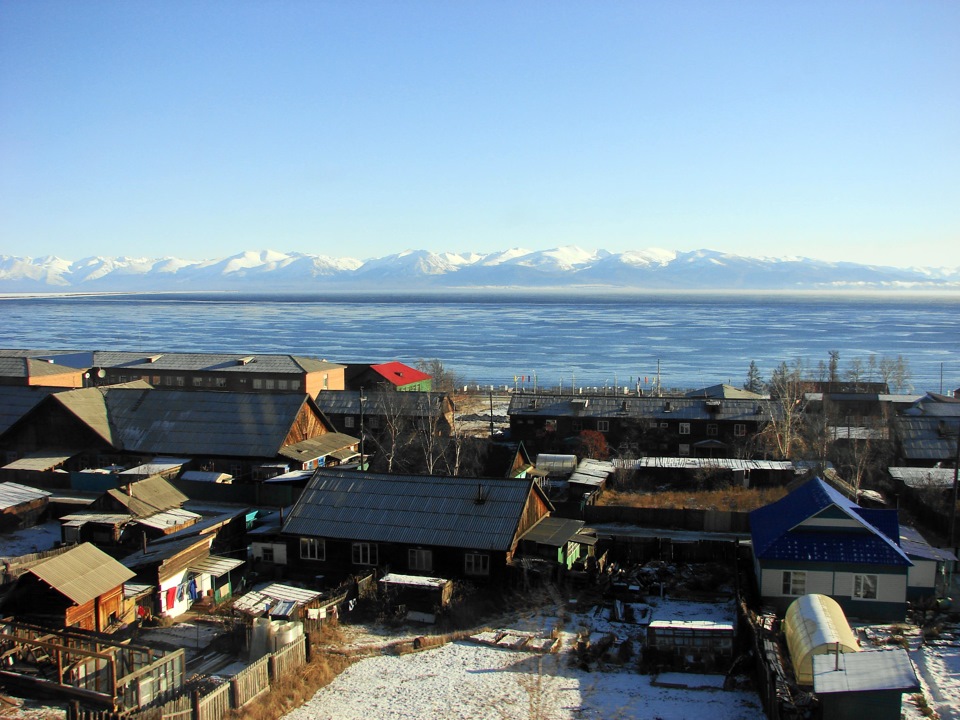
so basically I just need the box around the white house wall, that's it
[833,571,906,604]
[760,568,833,599]
[907,559,937,590]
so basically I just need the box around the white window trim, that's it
[781,570,807,596]
[465,552,490,576]
[853,573,879,600]
[352,542,378,566]
[408,548,433,572]
[679,422,691,435]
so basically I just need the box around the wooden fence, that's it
[66,635,308,720]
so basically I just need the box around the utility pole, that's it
[359,386,366,470]
[488,388,494,438]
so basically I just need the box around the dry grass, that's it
[224,650,353,720]
[596,486,787,512]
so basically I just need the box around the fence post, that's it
[230,677,241,711]
[192,690,201,720]
[269,653,280,681]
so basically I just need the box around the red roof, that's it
[370,362,431,387]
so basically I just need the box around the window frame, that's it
[852,573,879,600]
[464,552,490,576]
[352,542,378,566]
[596,420,610,432]
[679,422,691,435]
[300,537,325,561]
[408,548,433,572]
[781,570,807,596]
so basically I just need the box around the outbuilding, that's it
[783,594,860,686]
[812,648,920,720]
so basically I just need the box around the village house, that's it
[0,355,85,388]
[750,477,912,621]
[508,392,782,458]
[0,481,51,531]
[893,392,960,467]
[0,383,358,483]
[276,467,561,584]
[313,389,456,438]
[87,351,346,395]
[3,543,134,632]
[344,361,432,392]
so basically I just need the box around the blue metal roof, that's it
[750,477,911,567]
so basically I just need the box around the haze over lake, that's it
[2,292,957,394]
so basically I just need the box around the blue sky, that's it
[1,1,957,267]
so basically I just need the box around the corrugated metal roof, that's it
[889,466,957,488]
[895,417,959,461]
[53,386,318,458]
[2,450,76,472]
[282,468,543,552]
[135,508,201,530]
[0,482,51,509]
[188,554,244,577]
[277,433,359,462]
[812,648,920,694]
[616,457,794,471]
[899,525,958,563]
[106,475,188,517]
[120,457,191,475]
[180,471,233,483]
[509,393,783,422]
[30,542,135,605]
[232,582,322,616]
[750,478,911,566]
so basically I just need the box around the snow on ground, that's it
[283,640,764,720]
[0,521,62,557]
[288,596,761,720]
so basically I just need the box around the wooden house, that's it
[0,384,356,482]
[508,393,782,458]
[0,481,51,531]
[750,477,912,621]
[344,361,432,392]
[0,355,84,388]
[4,543,134,631]
[89,351,346,396]
[279,467,553,583]
[313,390,456,437]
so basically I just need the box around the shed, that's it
[812,648,920,720]
[783,594,860,686]
[0,481,51,531]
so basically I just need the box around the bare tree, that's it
[759,360,808,460]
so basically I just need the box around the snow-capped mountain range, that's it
[1,247,958,293]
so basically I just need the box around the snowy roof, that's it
[888,466,957,488]
[616,457,793,472]
[380,573,450,589]
[813,648,919,694]
[899,525,957,563]
[0,482,51,510]
[749,477,911,567]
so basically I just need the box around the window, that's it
[261,546,275,563]
[291,380,301,390]
[368,416,381,429]
[265,379,275,390]
[176,376,185,387]
[300,537,325,561]
[734,424,746,437]
[545,419,557,432]
[164,376,173,386]
[659,422,669,429]
[596,420,610,432]
[152,376,161,385]
[352,542,378,565]
[408,548,433,572]
[344,416,356,428]
[192,376,203,387]
[707,424,718,436]
[679,422,691,435]
[679,444,690,457]
[853,574,878,599]
[782,570,806,596]
[277,379,288,390]
[252,378,263,389]
[215,377,227,388]
[465,552,490,576]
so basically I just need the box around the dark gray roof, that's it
[314,390,449,417]
[92,351,343,374]
[0,356,81,379]
[0,386,59,434]
[282,468,545,552]
[508,393,782,422]
[894,416,959,461]
[53,385,319,457]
